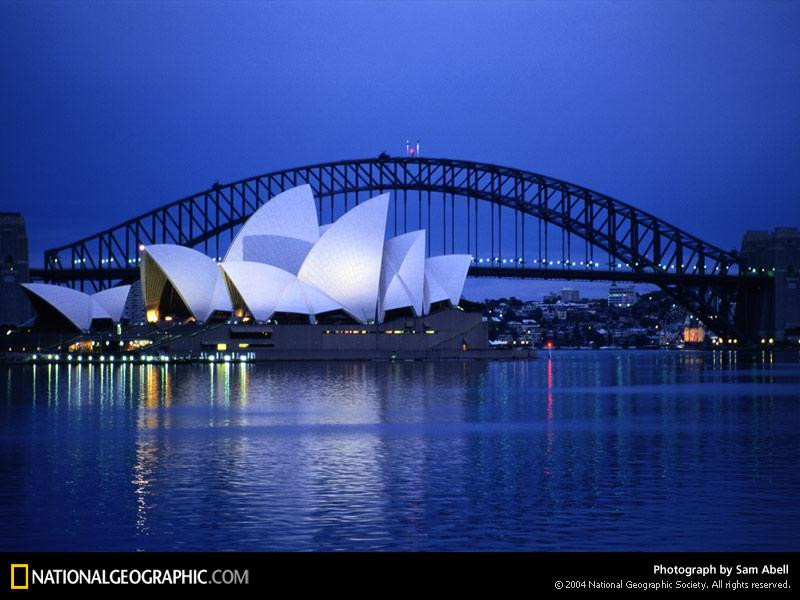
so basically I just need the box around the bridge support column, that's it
[734,280,774,343]
[739,228,800,343]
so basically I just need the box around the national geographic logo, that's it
[4,564,248,588]
[10,564,29,590]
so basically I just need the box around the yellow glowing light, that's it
[146,309,159,323]
[216,343,227,351]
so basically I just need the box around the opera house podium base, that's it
[149,308,532,362]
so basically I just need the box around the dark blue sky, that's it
[2,1,798,298]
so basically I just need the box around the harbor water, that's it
[1,350,798,551]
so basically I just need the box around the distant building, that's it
[542,292,558,304]
[0,212,32,325]
[608,285,636,308]
[560,287,580,303]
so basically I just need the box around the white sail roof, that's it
[220,261,296,321]
[274,278,341,316]
[240,234,313,274]
[91,285,131,322]
[141,245,231,322]
[224,184,318,262]
[120,187,473,326]
[423,271,449,314]
[423,255,472,313]
[297,193,389,324]
[21,283,104,331]
[211,274,233,314]
[380,230,426,319]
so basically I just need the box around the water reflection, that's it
[544,357,554,479]
[0,351,798,551]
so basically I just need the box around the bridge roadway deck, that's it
[30,266,748,287]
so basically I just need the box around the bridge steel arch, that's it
[40,157,766,340]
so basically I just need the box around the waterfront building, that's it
[13,187,498,359]
[140,186,472,326]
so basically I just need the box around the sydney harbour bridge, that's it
[32,157,771,341]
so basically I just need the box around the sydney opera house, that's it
[19,186,492,360]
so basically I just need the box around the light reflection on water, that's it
[1,351,799,551]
